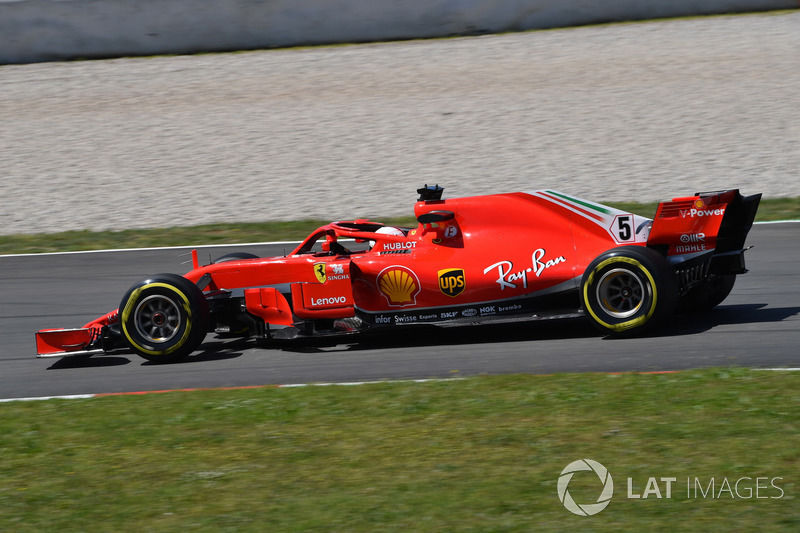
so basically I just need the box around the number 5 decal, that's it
[613,214,634,242]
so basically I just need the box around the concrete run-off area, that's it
[0,12,798,235]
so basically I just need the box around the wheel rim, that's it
[595,268,645,319]
[133,295,182,343]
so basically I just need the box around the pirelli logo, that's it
[438,268,465,297]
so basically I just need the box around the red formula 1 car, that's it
[36,186,761,362]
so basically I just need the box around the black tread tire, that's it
[212,252,259,264]
[119,273,209,363]
[678,275,736,313]
[580,246,678,336]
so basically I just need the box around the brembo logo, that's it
[377,266,421,307]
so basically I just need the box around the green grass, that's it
[1,369,798,531]
[1,197,798,256]
[0,217,419,256]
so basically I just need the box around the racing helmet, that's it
[375,226,405,237]
[369,226,405,250]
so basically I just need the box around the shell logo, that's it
[694,199,705,209]
[377,266,420,307]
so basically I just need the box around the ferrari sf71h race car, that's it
[36,186,760,362]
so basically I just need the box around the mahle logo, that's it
[557,459,614,516]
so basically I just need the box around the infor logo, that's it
[557,459,614,516]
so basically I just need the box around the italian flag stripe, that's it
[540,191,604,222]
[545,190,612,215]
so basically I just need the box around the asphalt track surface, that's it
[0,223,797,399]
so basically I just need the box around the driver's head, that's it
[375,226,405,237]
[369,226,405,250]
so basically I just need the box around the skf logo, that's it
[438,268,465,297]
[313,263,326,284]
[377,266,420,307]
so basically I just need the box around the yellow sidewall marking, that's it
[583,256,658,332]
[121,282,193,356]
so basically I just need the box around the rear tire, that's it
[119,273,209,363]
[580,246,678,336]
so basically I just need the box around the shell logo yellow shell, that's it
[377,266,420,307]
[694,199,705,209]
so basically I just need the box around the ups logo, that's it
[438,268,465,297]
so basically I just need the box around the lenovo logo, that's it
[310,296,347,306]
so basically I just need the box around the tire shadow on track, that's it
[274,303,800,353]
[47,338,250,369]
[47,304,798,364]
[274,318,599,354]
[47,355,132,370]
[140,338,250,366]
[658,304,800,337]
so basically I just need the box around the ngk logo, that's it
[680,233,705,243]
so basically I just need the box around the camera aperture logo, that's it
[557,459,614,516]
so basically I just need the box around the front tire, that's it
[580,246,678,336]
[119,273,209,363]
[212,252,259,264]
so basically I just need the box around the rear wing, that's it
[647,189,761,273]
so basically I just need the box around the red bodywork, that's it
[36,188,759,358]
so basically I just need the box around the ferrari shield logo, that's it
[438,268,465,297]
[313,263,326,284]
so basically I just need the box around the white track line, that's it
[1,221,796,259]
[0,240,304,259]
[0,394,95,403]
[0,378,465,403]
[5,368,795,403]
